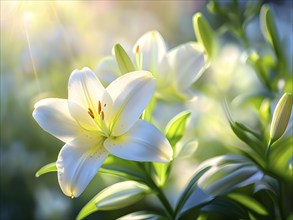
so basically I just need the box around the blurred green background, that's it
[0,1,292,219]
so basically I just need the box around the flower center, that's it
[87,100,109,137]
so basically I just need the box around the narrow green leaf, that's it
[76,201,97,220]
[35,162,57,177]
[228,193,268,215]
[193,13,217,60]
[118,211,166,220]
[200,197,249,220]
[234,122,262,141]
[152,162,168,186]
[270,136,293,180]
[165,111,191,147]
[114,44,135,74]
[229,121,264,156]
[260,5,280,58]
[100,156,146,182]
[76,181,150,220]
[142,95,156,122]
[175,167,211,216]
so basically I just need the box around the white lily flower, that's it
[33,67,173,198]
[96,30,207,100]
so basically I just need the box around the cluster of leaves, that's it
[35,1,292,219]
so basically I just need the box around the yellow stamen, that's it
[98,101,101,114]
[88,108,94,119]
[87,108,95,119]
[136,45,140,53]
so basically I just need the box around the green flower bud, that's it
[270,93,292,143]
[77,181,150,220]
[193,13,217,60]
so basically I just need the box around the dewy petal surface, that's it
[33,98,82,143]
[133,30,167,73]
[68,67,105,115]
[167,42,205,91]
[56,143,108,197]
[104,120,173,163]
[105,71,156,136]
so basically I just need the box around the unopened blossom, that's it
[270,93,292,143]
[33,67,173,197]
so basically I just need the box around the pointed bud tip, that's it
[270,93,292,143]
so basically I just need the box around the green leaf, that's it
[228,193,268,215]
[142,95,156,122]
[100,156,147,182]
[176,154,263,216]
[200,197,249,220]
[193,13,217,60]
[198,163,263,197]
[175,166,211,216]
[270,136,293,180]
[152,162,168,186]
[229,120,266,159]
[118,211,166,220]
[76,181,150,220]
[114,44,136,74]
[35,162,57,177]
[260,5,280,58]
[165,111,191,147]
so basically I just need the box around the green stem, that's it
[138,163,174,219]
[150,179,174,219]
[265,140,273,167]
[278,180,287,220]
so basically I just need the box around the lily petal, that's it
[167,42,206,91]
[104,120,173,163]
[67,101,99,131]
[56,143,108,197]
[104,71,156,136]
[133,30,167,74]
[68,67,105,115]
[33,98,82,143]
[96,56,120,85]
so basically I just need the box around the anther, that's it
[104,104,106,107]
[101,111,104,120]
[98,101,101,114]
[88,108,95,119]
[136,45,140,53]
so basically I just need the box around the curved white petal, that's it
[67,101,99,131]
[155,55,172,90]
[56,143,108,197]
[104,71,156,136]
[133,30,167,73]
[33,98,82,143]
[167,42,206,91]
[96,56,120,85]
[104,120,173,163]
[68,67,105,115]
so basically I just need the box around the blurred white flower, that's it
[33,67,172,197]
[96,30,207,100]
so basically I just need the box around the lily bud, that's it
[270,93,292,143]
[76,181,150,220]
[96,181,150,210]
